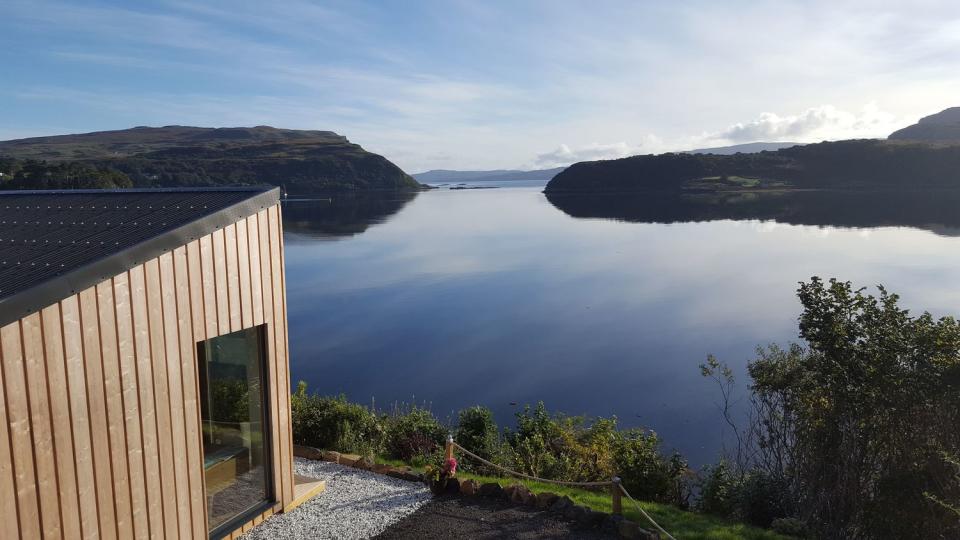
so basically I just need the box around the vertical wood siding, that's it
[0,204,291,539]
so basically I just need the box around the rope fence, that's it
[446,436,676,539]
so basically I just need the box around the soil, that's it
[373,495,618,539]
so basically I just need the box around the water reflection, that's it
[546,189,960,236]
[282,187,960,466]
[282,191,419,240]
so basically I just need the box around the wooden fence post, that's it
[445,434,454,460]
[612,476,623,515]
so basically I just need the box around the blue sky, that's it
[1,0,958,172]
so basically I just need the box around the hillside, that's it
[686,141,803,154]
[889,107,960,141]
[0,126,423,193]
[545,139,960,193]
[414,167,564,184]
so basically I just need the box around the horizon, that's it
[1,1,958,172]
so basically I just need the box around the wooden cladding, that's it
[0,205,293,539]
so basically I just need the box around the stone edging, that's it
[293,445,659,539]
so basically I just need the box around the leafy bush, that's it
[505,402,687,506]
[770,517,808,538]
[455,406,498,472]
[290,382,384,457]
[614,429,688,507]
[702,278,960,538]
[383,404,447,463]
[698,459,739,517]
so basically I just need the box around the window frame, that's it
[198,324,276,540]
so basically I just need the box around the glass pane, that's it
[198,326,271,533]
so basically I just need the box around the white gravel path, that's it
[241,458,432,540]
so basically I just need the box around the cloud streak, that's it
[717,103,900,143]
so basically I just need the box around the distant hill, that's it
[0,126,422,193]
[545,139,960,193]
[686,141,804,155]
[889,107,960,141]
[414,167,565,184]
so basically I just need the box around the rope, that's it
[452,440,677,539]
[451,442,611,487]
[618,483,677,540]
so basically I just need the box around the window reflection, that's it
[198,326,272,533]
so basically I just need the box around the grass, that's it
[376,457,790,540]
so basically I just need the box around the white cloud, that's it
[534,142,643,168]
[717,103,900,143]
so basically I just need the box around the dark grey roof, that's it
[0,187,279,327]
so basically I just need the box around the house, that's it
[0,187,316,539]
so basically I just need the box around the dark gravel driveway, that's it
[373,495,618,539]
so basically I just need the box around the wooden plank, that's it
[160,253,193,539]
[269,206,294,505]
[1,321,41,540]
[60,296,100,539]
[257,209,284,503]
[128,266,165,539]
[0,322,27,540]
[113,273,150,540]
[236,219,253,329]
[246,215,264,326]
[79,286,119,540]
[225,223,242,332]
[199,234,218,339]
[96,281,134,539]
[212,228,230,336]
[144,259,179,539]
[175,244,209,538]
[21,312,64,539]
[40,304,83,540]
[276,204,297,508]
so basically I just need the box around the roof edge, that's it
[0,187,280,328]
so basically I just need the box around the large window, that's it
[198,326,273,536]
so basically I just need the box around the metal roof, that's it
[0,186,280,327]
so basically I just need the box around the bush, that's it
[455,406,498,472]
[614,429,688,507]
[698,459,739,517]
[290,382,383,457]
[770,517,808,538]
[383,404,447,464]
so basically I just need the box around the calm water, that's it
[282,186,960,465]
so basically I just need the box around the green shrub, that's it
[290,382,384,456]
[770,517,808,538]
[383,404,447,463]
[455,406,498,472]
[698,459,739,517]
[736,471,788,527]
[614,429,688,507]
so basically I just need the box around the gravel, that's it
[241,458,432,540]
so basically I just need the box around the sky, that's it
[1,0,959,173]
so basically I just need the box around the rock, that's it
[535,491,559,509]
[604,514,625,532]
[478,482,503,498]
[338,453,361,466]
[584,509,608,528]
[371,463,393,475]
[460,479,479,496]
[510,485,535,506]
[444,477,460,495]
[352,456,374,470]
[293,444,324,460]
[618,519,660,539]
[386,468,421,482]
[550,496,574,513]
[321,450,341,463]
[564,504,589,522]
